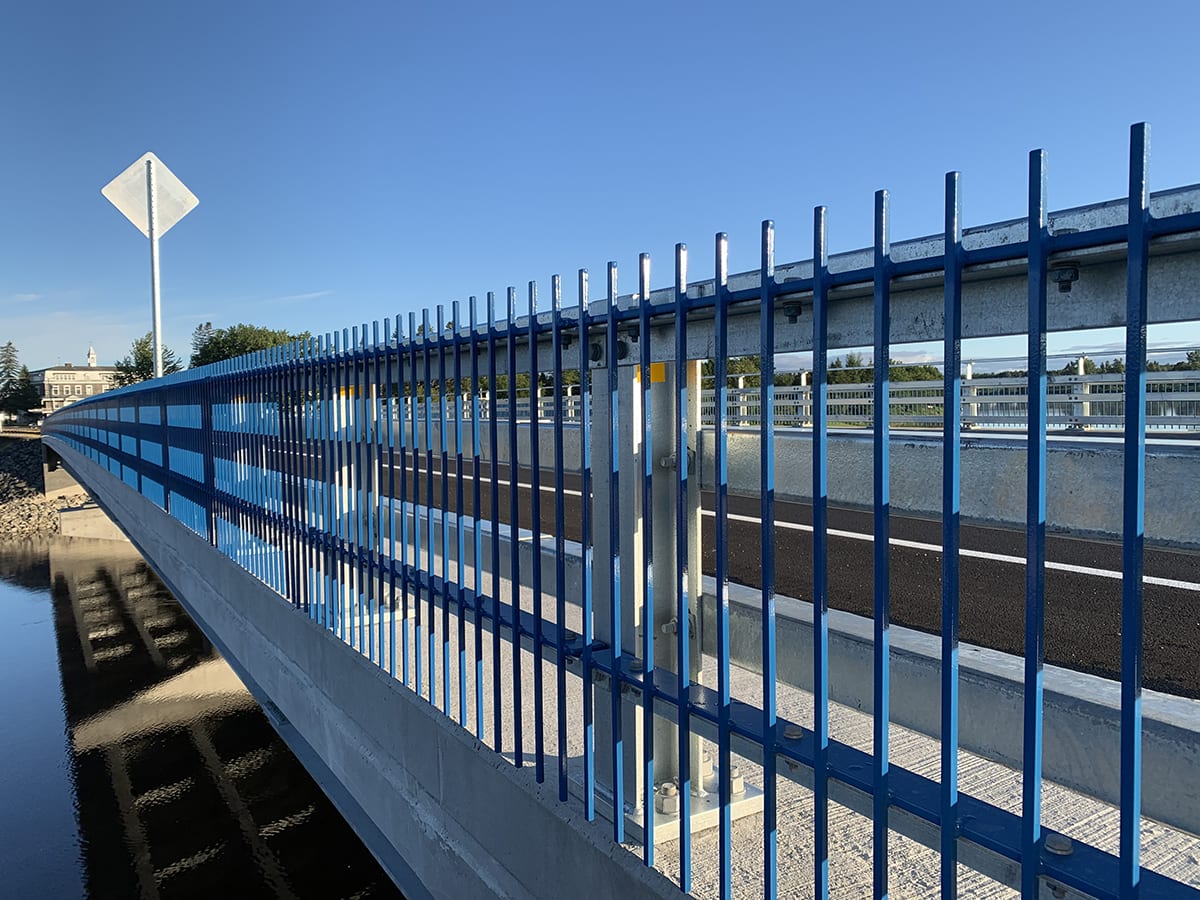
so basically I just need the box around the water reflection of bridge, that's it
[48,538,402,899]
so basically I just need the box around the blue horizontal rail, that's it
[43,122,1199,900]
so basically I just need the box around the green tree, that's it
[1054,357,1098,376]
[892,360,943,382]
[190,322,312,367]
[114,333,184,387]
[1183,350,1200,370]
[6,366,40,417]
[827,352,872,384]
[702,355,763,387]
[0,341,18,402]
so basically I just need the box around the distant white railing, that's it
[405,371,1200,432]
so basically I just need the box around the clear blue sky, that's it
[2,0,1198,371]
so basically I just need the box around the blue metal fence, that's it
[43,123,1200,899]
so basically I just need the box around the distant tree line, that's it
[109,323,312,387]
[975,351,1200,379]
[702,353,942,387]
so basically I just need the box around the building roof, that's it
[30,364,120,375]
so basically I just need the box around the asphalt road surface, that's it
[361,450,1200,699]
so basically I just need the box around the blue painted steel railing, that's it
[43,124,1200,900]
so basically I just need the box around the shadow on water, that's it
[0,537,405,899]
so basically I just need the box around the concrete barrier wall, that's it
[44,437,680,900]
[420,419,1199,547]
[696,428,1200,548]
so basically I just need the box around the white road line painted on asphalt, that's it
[407,466,1199,593]
[493,476,583,497]
[408,465,584,497]
[701,509,1200,593]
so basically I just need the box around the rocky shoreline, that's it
[0,437,91,537]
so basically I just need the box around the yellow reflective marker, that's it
[650,362,667,383]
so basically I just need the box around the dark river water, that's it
[0,537,404,899]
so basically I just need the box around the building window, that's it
[86,384,94,395]
[51,385,59,396]
[75,385,83,395]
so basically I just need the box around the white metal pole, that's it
[146,158,163,379]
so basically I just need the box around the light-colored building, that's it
[30,347,118,416]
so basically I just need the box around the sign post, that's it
[102,153,198,379]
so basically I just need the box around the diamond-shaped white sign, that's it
[102,152,198,238]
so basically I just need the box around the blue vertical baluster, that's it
[284,345,296,608]
[638,252,656,863]
[317,352,325,615]
[352,330,363,652]
[399,316,412,687]
[470,296,485,738]
[266,352,276,587]
[333,336,343,638]
[343,331,355,649]
[244,353,255,577]
[260,352,273,584]
[353,324,366,654]
[812,210,831,900]
[673,243,692,893]
[454,301,467,726]
[248,353,258,579]
[759,220,778,900]
[1022,151,1049,898]
[354,333,366,652]
[247,352,259,578]
[279,346,289,595]
[373,321,385,664]
[507,286,524,766]
[528,281,545,783]
[295,347,304,612]
[319,335,332,631]
[714,234,732,900]
[1120,122,1150,900]
[872,190,892,900]
[361,323,375,662]
[278,344,292,603]
[578,269,596,821]
[281,345,290,597]
[281,345,291,598]
[315,339,326,619]
[439,304,452,715]
[292,340,304,614]
[606,261,624,843]
[334,332,347,642]
[941,172,963,899]
[303,340,314,611]
[488,293,504,753]
[374,321,387,667]
[423,309,437,707]
[551,274,568,801]
[292,341,304,609]
[329,340,340,638]
[387,318,399,679]
[262,349,270,585]
[410,312,424,698]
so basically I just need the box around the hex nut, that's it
[655,782,680,816]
